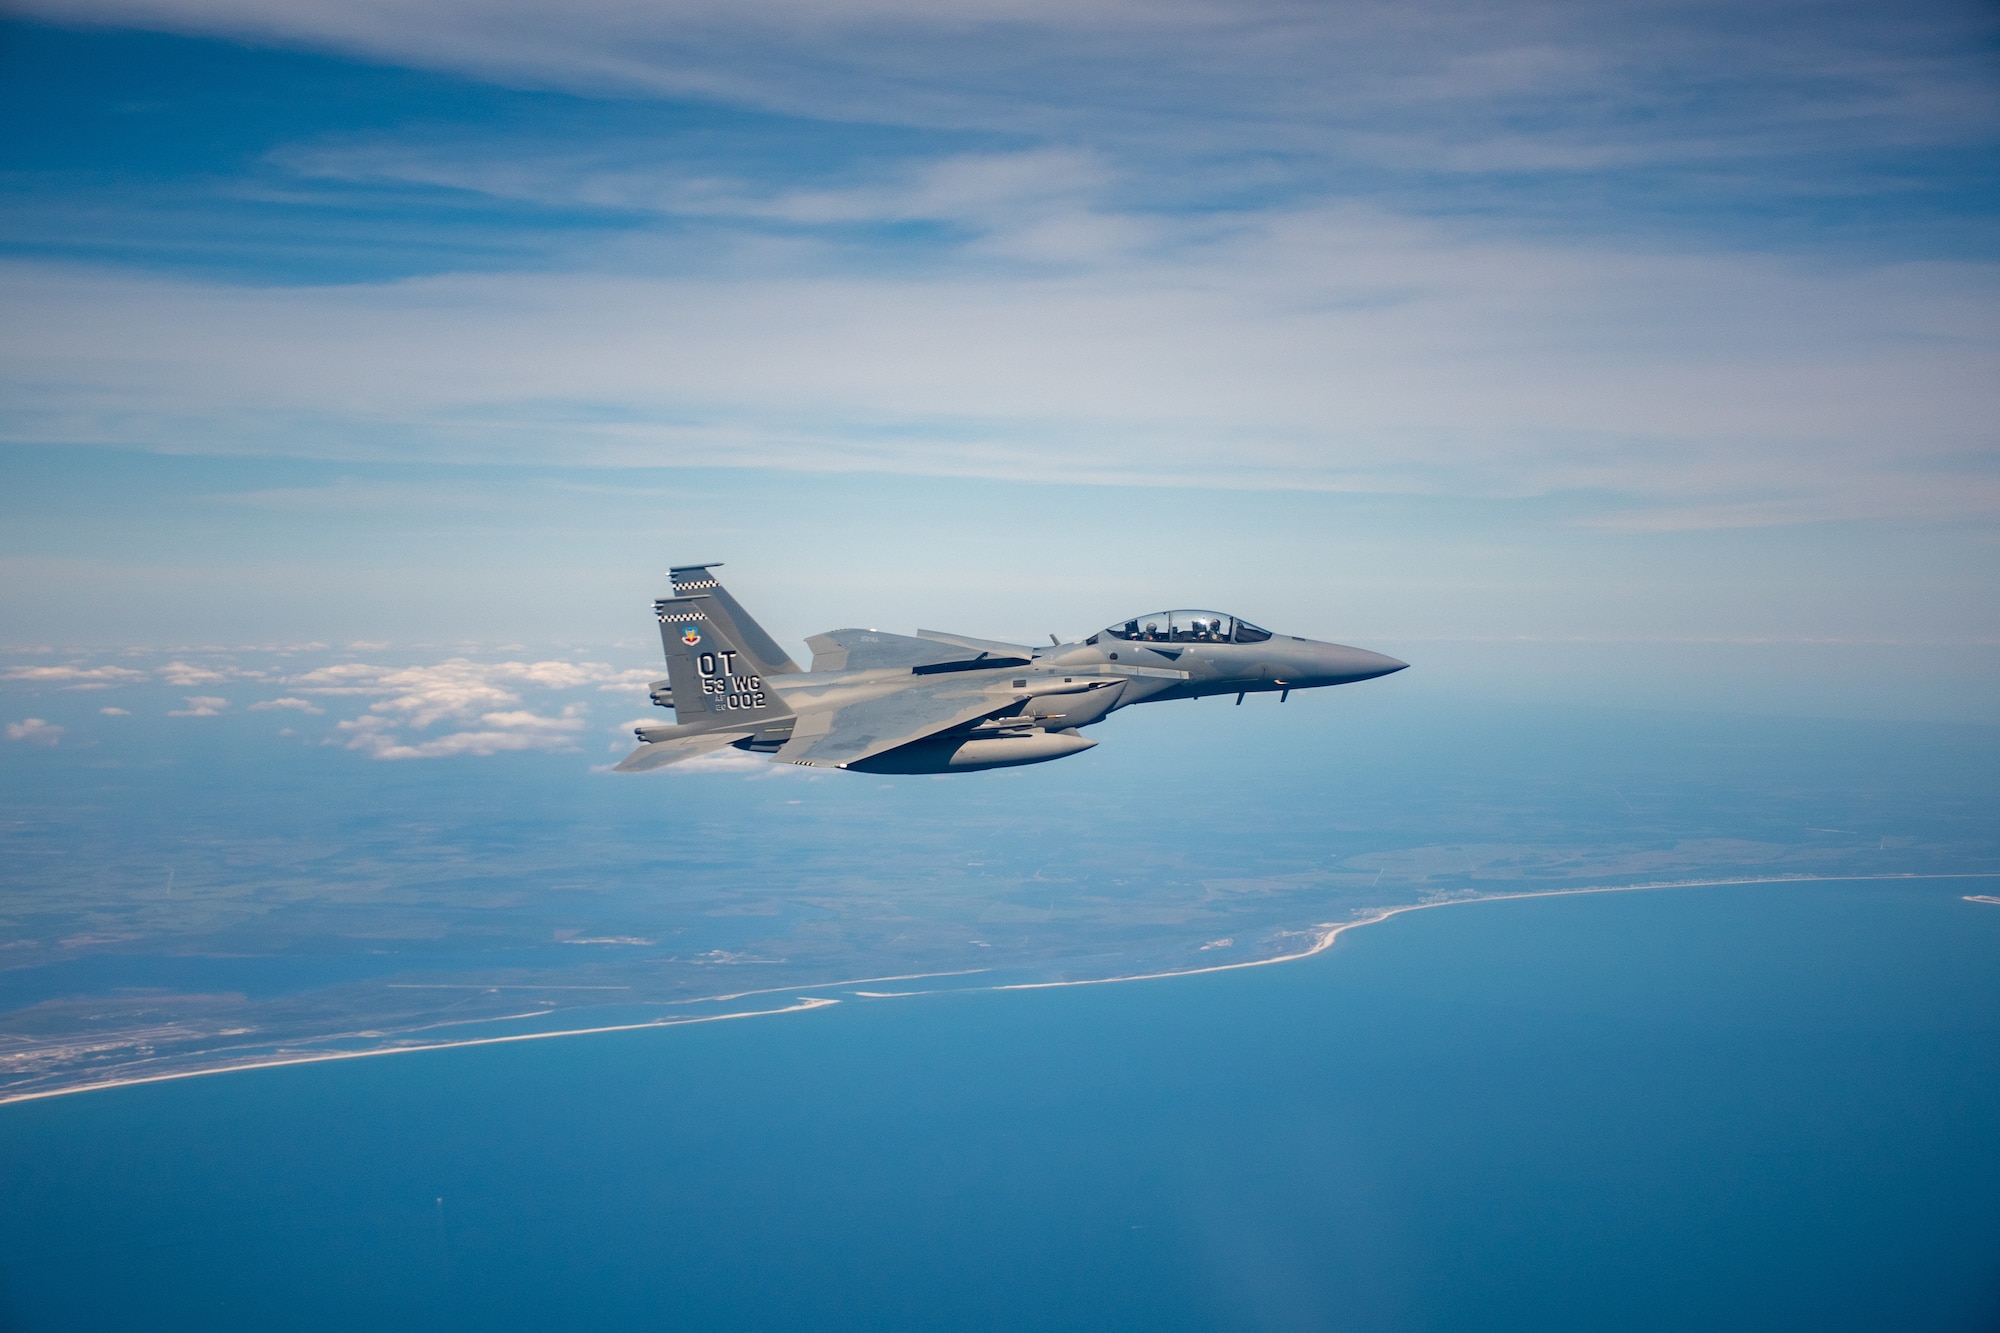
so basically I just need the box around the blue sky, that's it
[1,2,1996,712]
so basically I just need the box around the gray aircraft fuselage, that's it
[622,574,1407,775]
[1045,631,1407,701]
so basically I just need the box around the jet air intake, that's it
[1019,678,1125,729]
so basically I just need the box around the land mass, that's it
[7,874,1995,1105]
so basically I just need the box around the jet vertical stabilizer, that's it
[669,564,800,676]
[653,596,796,732]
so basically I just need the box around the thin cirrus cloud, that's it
[28,0,1998,163]
[0,0,1994,538]
[3,214,1993,527]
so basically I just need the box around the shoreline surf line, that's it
[989,871,2000,994]
[0,997,840,1108]
[4,872,1991,1109]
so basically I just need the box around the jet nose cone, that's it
[1316,644,1409,682]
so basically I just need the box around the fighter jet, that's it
[618,564,1408,775]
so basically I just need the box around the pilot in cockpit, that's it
[1092,610,1275,648]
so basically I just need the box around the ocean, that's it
[3,875,1997,1331]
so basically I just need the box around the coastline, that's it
[997,871,2000,991]
[3,871,1993,1109]
[0,998,843,1108]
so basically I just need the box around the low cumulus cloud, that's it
[248,696,325,714]
[291,658,647,758]
[158,661,245,686]
[5,718,64,746]
[0,653,674,762]
[0,664,147,689]
[336,705,586,759]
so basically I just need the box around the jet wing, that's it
[775,677,1018,769]
[805,628,1030,674]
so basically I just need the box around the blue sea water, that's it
[3,876,1998,1332]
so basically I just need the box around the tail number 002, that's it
[697,652,767,710]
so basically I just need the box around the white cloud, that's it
[281,143,1126,259]
[281,662,397,695]
[248,696,325,714]
[0,664,146,687]
[290,658,628,720]
[157,660,234,686]
[290,658,626,758]
[168,696,230,716]
[99,707,131,716]
[0,0,1993,536]
[336,704,586,758]
[5,718,63,746]
[1,218,1992,528]
[20,0,1993,174]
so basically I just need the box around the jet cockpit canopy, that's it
[1098,610,1272,645]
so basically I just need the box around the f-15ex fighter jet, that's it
[618,564,1407,775]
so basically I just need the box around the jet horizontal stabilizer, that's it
[614,729,754,772]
